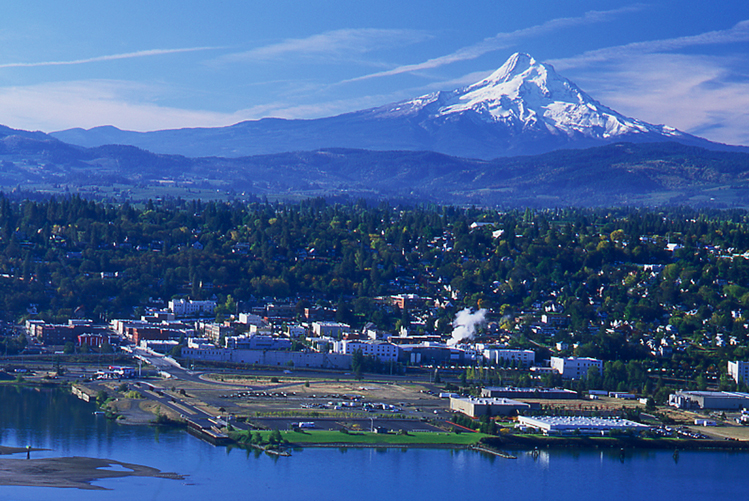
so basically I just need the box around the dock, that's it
[470,445,517,459]
[185,417,232,445]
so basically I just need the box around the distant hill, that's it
[2,132,749,207]
[50,53,747,160]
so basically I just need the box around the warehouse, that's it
[481,387,578,400]
[668,390,749,410]
[517,416,649,436]
[450,396,531,417]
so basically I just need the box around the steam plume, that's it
[448,308,487,346]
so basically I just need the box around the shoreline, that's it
[13,380,749,453]
[482,434,749,452]
[228,428,749,453]
[271,437,749,452]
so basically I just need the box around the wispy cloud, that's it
[344,5,646,83]
[0,80,242,132]
[0,47,219,69]
[568,53,749,146]
[235,93,396,121]
[541,20,749,146]
[219,29,432,63]
[549,19,749,70]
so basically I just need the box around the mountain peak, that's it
[486,52,538,82]
[420,52,684,141]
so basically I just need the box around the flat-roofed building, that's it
[450,396,531,417]
[550,356,603,380]
[225,334,291,351]
[238,312,267,327]
[483,348,535,367]
[668,390,749,410]
[481,387,578,400]
[168,299,216,317]
[332,340,400,363]
[203,323,235,345]
[311,321,350,338]
[518,416,649,436]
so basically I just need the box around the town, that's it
[3,197,749,444]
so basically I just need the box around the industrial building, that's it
[311,321,350,338]
[517,416,649,435]
[550,356,603,379]
[332,339,400,363]
[483,348,535,367]
[668,390,749,410]
[480,387,579,400]
[449,396,531,417]
[180,345,352,369]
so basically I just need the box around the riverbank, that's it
[483,434,749,451]
[227,429,749,452]
[16,379,749,452]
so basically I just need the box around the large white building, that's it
[518,416,649,435]
[483,348,535,367]
[225,334,291,351]
[180,346,352,369]
[238,312,267,327]
[450,396,531,417]
[728,361,749,385]
[332,340,400,362]
[550,356,603,380]
[668,390,749,410]
[311,321,350,338]
[169,299,216,317]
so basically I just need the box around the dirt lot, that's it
[195,376,451,420]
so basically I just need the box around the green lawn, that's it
[235,429,490,446]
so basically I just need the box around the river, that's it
[1,385,748,500]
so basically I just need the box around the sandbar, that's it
[0,455,184,490]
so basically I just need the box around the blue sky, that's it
[2,1,749,146]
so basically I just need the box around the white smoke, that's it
[448,307,487,346]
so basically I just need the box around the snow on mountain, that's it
[379,53,682,141]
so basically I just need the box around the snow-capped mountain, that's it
[51,53,733,159]
[377,53,681,140]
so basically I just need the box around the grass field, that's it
[234,429,490,446]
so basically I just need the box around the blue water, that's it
[2,386,749,500]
